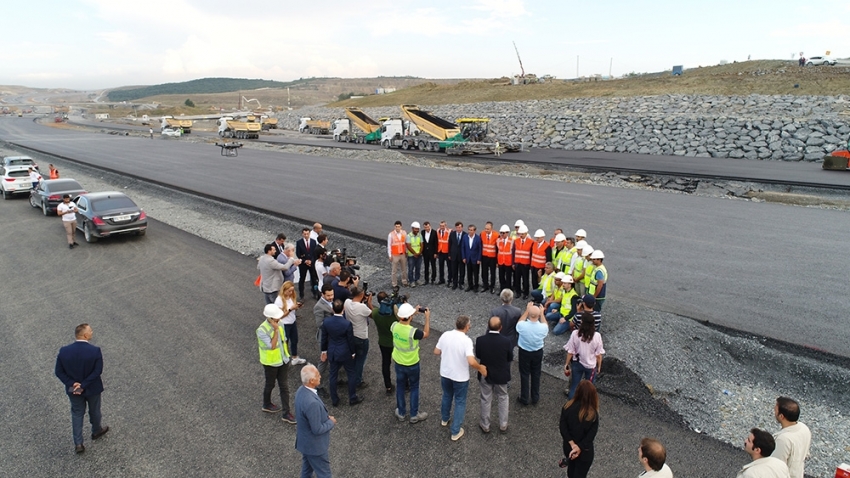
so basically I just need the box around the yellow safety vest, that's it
[583,262,595,288]
[391,322,420,366]
[553,247,570,272]
[560,288,579,317]
[539,272,556,298]
[589,264,608,296]
[406,234,422,257]
[257,321,290,366]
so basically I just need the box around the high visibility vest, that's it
[589,264,608,296]
[390,231,406,256]
[497,237,514,266]
[513,238,533,265]
[565,246,577,269]
[437,229,449,254]
[572,256,586,282]
[560,288,579,317]
[49,169,59,180]
[583,262,595,288]
[480,231,497,258]
[538,272,556,297]
[531,241,549,268]
[406,234,422,256]
[257,321,290,366]
[553,247,571,272]
[391,322,420,366]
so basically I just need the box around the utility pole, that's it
[609,58,613,77]
[576,56,580,78]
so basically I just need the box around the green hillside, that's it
[106,77,313,102]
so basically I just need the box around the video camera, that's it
[327,247,360,277]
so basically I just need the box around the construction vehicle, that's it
[218,116,261,139]
[823,139,850,170]
[261,116,278,131]
[161,116,192,134]
[299,117,330,135]
[332,107,383,143]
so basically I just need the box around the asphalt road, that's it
[0,195,747,477]
[1,117,849,359]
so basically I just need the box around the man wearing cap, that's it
[448,221,465,290]
[516,302,548,405]
[406,222,423,287]
[510,220,524,240]
[436,221,450,285]
[257,304,296,424]
[512,225,533,300]
[479,222,498,294]
[57,194,80,249]
[391,303,430,424]
[461,224,483,292]
[530,229,550,291]
[388,221,408,288]
[496,225,514,292]
[588,250,608,311]
[421,221,439,285]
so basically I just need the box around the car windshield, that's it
[91,196,137,211]
[8,170,29,178]
[47,181,83,193]
[8,159,35,166]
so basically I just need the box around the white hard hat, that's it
[397,303,416,318]
[554,233,567,242]
[499,224,510,233]
[575,229,587,237]
[582,246,594,257]
[575,240,588,249]
[517,225,529,234]
[534,229,545,238]
[554,272,566,280]
[590,250,605,259]
[562,275,574,283]
[411,221,420,229]
[514,220,524,227]
[263,304,284,319]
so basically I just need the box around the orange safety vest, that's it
[49,169,59,180]
[390,231,406,256]
[480,231,498,258]
[437,229,449,254]
[513,238,533,265]
[531,241,550,268]
[497,237,514,266]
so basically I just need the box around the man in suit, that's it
[447,221,465,290]
[479,222,499,294]
[490,289,522,349]
[476,316,513,433]
[295,365,336,478]
[461,224,483,292]
[55,323,109,454]
[320,300,362,407]
[421,221,439,285]
[296,227,319,300]
[267,232,287,259]
[311,285,335,398]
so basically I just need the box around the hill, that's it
[105,77,307,101]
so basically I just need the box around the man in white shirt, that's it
[433,316,486,442]
[737,428,790,478]
[772,397,811,478]
[344,287,373,389]
[57,194,79,249]
[638,437,674,477]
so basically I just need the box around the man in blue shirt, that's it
[515,302,548,405]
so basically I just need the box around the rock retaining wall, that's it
[280,94,850,161]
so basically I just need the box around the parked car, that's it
[806,56,836,66]
[1,165,37,199]
[3,155,39,172]
[161,128,182,137]
[29,179,86,215]
[72,192,147,243]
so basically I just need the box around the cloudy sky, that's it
[2,0,847,90]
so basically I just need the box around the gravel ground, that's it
[5,141,848,477]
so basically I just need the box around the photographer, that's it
[333,270,355,303]
[344,286,373,389]
[371,292,398,394]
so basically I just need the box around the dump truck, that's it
[261,116,278,131]
[332,107,383,143]
[161,116,193,134]
[218,116,261,139]
[298,117,330,134]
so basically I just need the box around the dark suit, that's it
[296,237,319,298]
[295,385,334,477]
[55,340,106,446]
[475,331,513,431]
[312,299,335,390]
[447,230,465,288]
[320,314,358,406]
[268,241,285,260]
[461,233,483,290]
[490,303,522,348]
[421,229,439,283]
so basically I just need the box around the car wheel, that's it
[42,202,49,216]
[29,195,38,208]
[2,189,8,200]
[84,223,98,243]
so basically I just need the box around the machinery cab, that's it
[456,118,490,141]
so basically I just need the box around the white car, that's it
[806,56,836,66]
[1,165,37,199]
[161,128,182,137]
[3,155,39,172]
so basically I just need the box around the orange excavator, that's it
[823,138,850,170]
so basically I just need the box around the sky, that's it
[2,0,848,90]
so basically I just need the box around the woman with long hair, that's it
[274,281,306,365]
[563,312,605,399]
[559,380,599,478]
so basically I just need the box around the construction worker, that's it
[572,245,592,297]
[480,222,499,294]
[568,240,588,287]
[551,233,571,272]
[436,221,450,285]
[406,222,423,287]
[530,262,556,304]
[544,272,567,322]
[496,225,514,292]
[548,228,563,250]
[510,220,524,240]
[391,303,430,424]
[387,221,408,288]
[580,247,596,298]
[588,250,607,311]
[512,225,533,300]
[530,229,550,290]
[494,141,502,157]
[574,228,587,245]
[552,276,580,336]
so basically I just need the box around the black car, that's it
[29,179,86,215]
[72,192,147,243]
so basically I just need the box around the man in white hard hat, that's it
[496,225,514,292]
[575,229,587,243]
[551,233,570,272]
[530,229,550,291]
[391,303,430,424]
[576,246,594,297]
[479,221,499,294]
[588,250,607,311]
[510,220,524,240]
[568,240,589,293]
[512,225,533,300]
[406,222,423,287]
[257,304,296,424]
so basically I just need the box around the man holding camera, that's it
[333,270,355,303]
[344,286,373,389]
[391,303,430,424]
[371,292,399,394]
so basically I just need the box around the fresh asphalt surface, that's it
[2,117,849,358]
[0,197,747,477]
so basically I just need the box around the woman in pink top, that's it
[564,312,605,399]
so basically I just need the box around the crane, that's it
[513,41,525,79]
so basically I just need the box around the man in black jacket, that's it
[296,227,319,300]
[475,316,513,433]
[447,221,465,290]
[421,221,439,285]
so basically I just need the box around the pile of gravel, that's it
[6,142,848,477]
